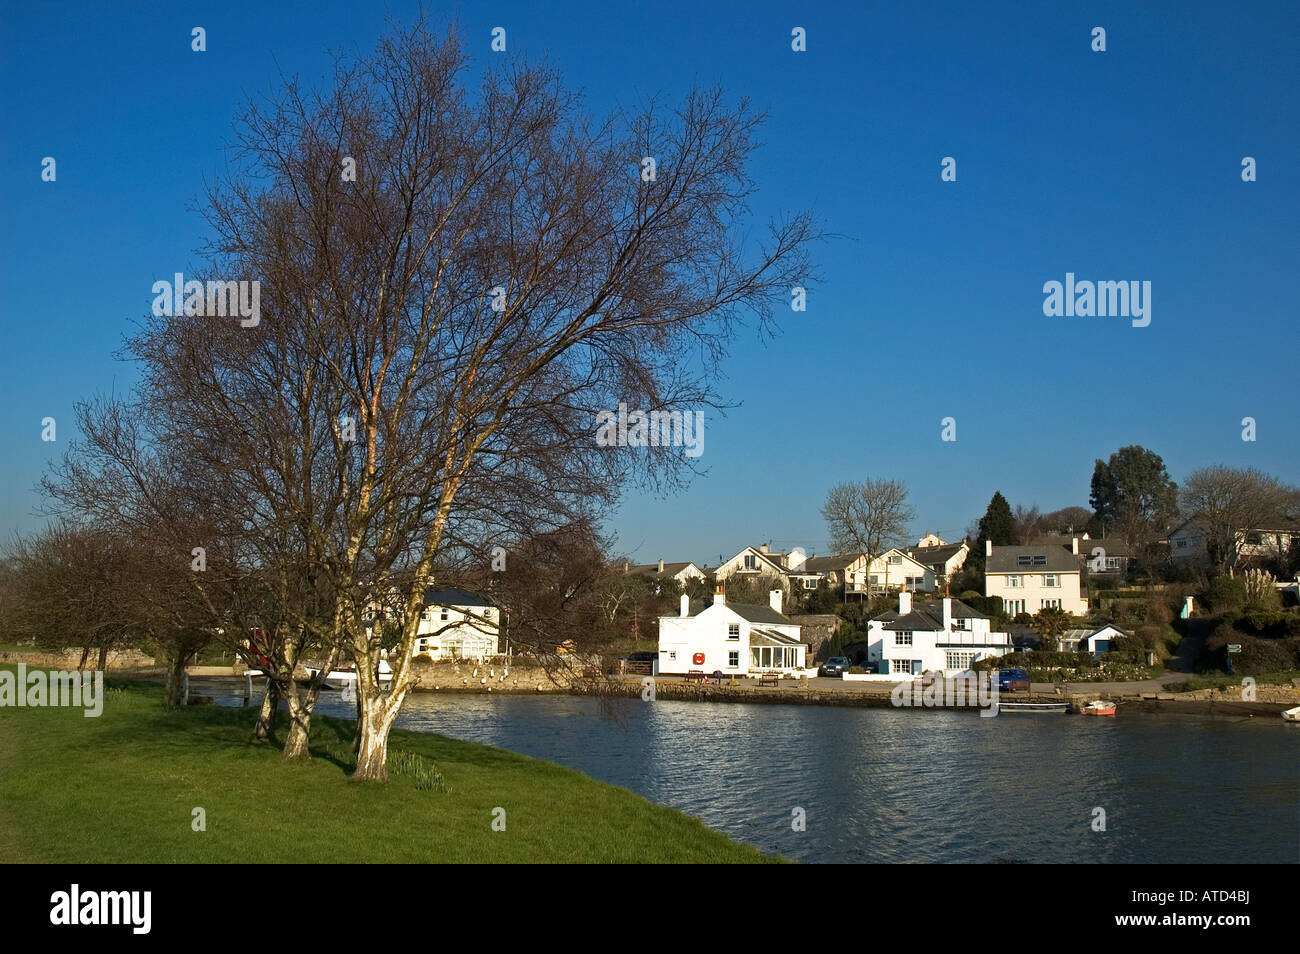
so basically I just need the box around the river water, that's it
[309,691,1297,863]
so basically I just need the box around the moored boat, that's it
[1283,706,1300,723]
[1081,700,1117,716]
[307,658,393,690]
[997,702,1069,713]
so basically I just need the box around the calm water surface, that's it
[310,691,1298,863]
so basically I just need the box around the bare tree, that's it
[1179,466,1300,574]
[1012,504,1043,544]
[106,21,816,781]
[821,479,915,564]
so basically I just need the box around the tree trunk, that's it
[77,646,91,672]
[281,681,312,760]
[163,652,188,708]
[96,645,109,671]
[253,679,280,742]
[352,699,400,781]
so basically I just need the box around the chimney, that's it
[623,561,629,574]
[942,597,952,629]
[898,591,912,615]
[759,543,769,554]
[713,584,725,606]
[769,588,783,615]
[1071,537,1080,555]
[658,558,665,573]
[680,593,690,617]
[985,540,993,557]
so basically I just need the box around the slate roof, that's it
[675,599,793,625]
[628,561,697,576]
[799,554,861,574]
[422,588,495,608]
[986,545,1080,574]
[906,542,967,566]
[882,599,988,631]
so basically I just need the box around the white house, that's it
[1062,623,1130,656]
[796,553,870,594]
[414,588,500,661]
[623,559,708,586]
[862,548,935,593]
[1169,518,1300,568]
[866,592,1011,676]
[657,586,806,677]
[984,541,1088,616]
[906,537,970,589]
[713,544,800,584]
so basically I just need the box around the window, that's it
[1041,599,1061,610]
[953,617,969,630]
[895,632,913,646]
[1017,556,1031,566]
[802,577,817,589]
[1006,575,1022,588]
[727,623,740,639]
[760,647,772,667]
[869,575,879,584]
[743,554,757,570]
[728,651,739,667]
[440,608,449,621]
[893,659,916,675]
[889,554,902,564]
[751,648,761,667]
[1006,599,1025,615]
[1176,539,1187,549]
[946,652,974,670]
[1246,532,1263,545]
[1044,574,1059,588]
[1032,555,1046,566]
[669,651,676,661]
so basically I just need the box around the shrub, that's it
[1206,576,1246,614]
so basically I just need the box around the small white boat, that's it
[1282,706,1300,723]
[308,658,393,690]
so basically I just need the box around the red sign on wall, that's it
[692,652,705,665]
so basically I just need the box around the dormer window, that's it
[743,554,757,570]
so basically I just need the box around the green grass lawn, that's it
[0,668,775,863]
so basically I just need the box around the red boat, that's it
[1081,700,1117,716]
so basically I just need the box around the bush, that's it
[1206,576,1246,614]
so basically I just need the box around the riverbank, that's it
[0,669,775,863]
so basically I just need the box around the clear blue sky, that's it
[2,1,1296,566]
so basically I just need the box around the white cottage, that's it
[413,588,500,661]
[866,592,1012,676]
[657,586,806,677]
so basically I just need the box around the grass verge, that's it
[0,668,774,863]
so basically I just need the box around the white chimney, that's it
[1071,537,1080,555]
[985,540,993,557]
[898,591,912,615]
[759,543,769,554]
[680,593,690,617]
[713,585,725,605]
[658,558,665,573]
[942,597,952,629]
[769,588,783,615]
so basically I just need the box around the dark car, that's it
[998,667,1030,693]
[819,656,851,677]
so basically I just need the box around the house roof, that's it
[800,554,861,573]
[906,542,967,566]
[749,627,805,647]
[986,545,1080,574]
[671,599,793,625]
[422,587,495,608]
[882,599,988,631]
[627,561,697,576]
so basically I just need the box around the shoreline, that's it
[13,658,1294,722]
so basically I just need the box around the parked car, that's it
[819,656,851,677]
[998,668,1030,692]
[625,651,658,663]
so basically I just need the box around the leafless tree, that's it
[1179,466,1300,574]
[95,21,816,780]
[821,479,915,564]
